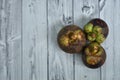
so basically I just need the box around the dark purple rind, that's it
[82,46,106,69]
[89,18,109,38]
[57,25,86,53]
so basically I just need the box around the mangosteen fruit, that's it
[84,18,109,43]
[82,42,106,68]
[57,25,86,53]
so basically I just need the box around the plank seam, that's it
[5,1,11,79]
[112,2,115,80]
[72,0,75,80]
[21,0,23,80]
[46,0,49,80]
[98,0,102,80]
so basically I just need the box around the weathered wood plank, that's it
[74,0,101,80]
[0,0,7,80]
[0,0,120,80]
[100,0,120,80]
[22,0,47,80]
[0,0,22,80]
[48,0,74,80]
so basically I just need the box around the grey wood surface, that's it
[0,0,120,80]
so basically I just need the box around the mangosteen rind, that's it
[57,25,86,53]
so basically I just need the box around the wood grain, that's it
[48,0,74,80]
[0,0,7,80]
[74,0,101,80]
[22,0,47,80]
[0,0,22,80]
[100,0,120,80]
[0,0,120,80]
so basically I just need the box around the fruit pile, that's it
[57,18,109,69]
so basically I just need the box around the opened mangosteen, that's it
[57,25,86,53]
[82,42,106,68]
[84,18,109,43]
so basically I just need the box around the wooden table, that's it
[0,0,120,80]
